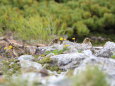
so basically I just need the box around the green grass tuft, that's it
[73,66,109,86]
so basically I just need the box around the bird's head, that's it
[83,38,92,43]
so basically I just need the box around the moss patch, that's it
[45,47,69,55]
[36,57,63,73]
[111,55,115,59]
[44,64,62,73]
[2,58,21,76]
[36,57,52,64]
[73,66,109,86]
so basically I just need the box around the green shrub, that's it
[0,0,115,41]
[74,21,90,35]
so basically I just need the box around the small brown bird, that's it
[82,38,92,47]
[49,37,67,45]
[49,38,59,45]
[39,69,49,77]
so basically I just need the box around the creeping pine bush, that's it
[15,15,55,43]
[0,0,115,42]
[73,66,109,86]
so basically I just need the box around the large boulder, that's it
[18,55,43,72]
[74,57,115,86]
[51,50,94,70]
[18,55,34,61]
[95,42,115,58]
[38,40,92,54]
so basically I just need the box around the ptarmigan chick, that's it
[82,38,93,50]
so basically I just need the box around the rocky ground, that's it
[0,39,115,86]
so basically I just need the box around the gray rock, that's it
[19,60,43,72]
[63,41,92,52]
[18,55,43,72]
[51,50,93,70]
[39,41,92,54]
[96,41,115,58]
[46,53,55,57]
[74,57,115,86]
[39,44,64,52]
[48,77,72,86]
[18,55,34,61]
[10,41,115,86]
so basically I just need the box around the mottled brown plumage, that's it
[39,69,49,77]
[49,38,65,45]
[82,38,92,47]
[49,38,59,45]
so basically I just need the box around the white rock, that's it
[19,60,42,71]
[39,44,64,52]
[48,76,71,86]
[46,53,55,57]
[14,41,115,86]
[96,41,115,57]
[40,41,92,53]
[51,50,94,70]
[18,55,34,61]
[74,57,115,86]
[83,50,93,56]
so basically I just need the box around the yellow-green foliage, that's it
[45,47,69,55]
[111,52,115,59]
[44,64,61,72]
[74,21,89,35]
[14,15,55,43]
[36,57,62,72]
[37,57,52,64]
[2,59,21,76]
[111,55,115,59]
[73,66,109,86]
[0,0,115,42]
